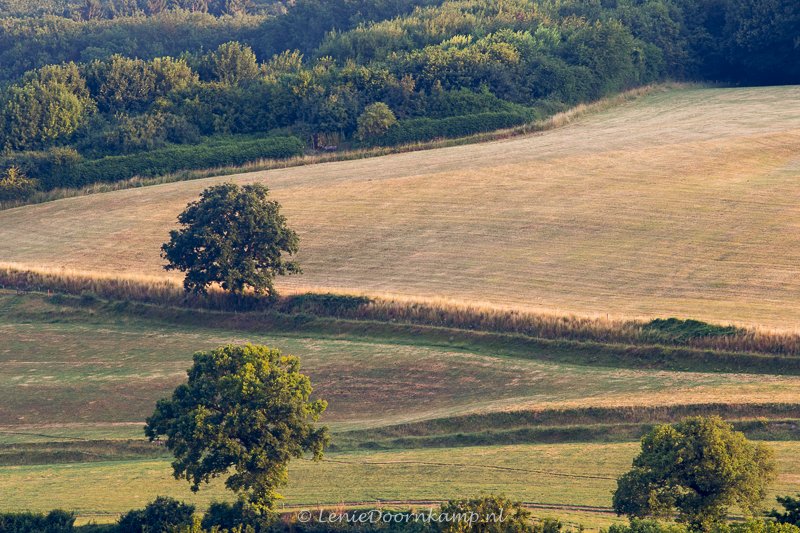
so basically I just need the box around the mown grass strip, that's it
[3,289,800,376]
[3,264,800,356]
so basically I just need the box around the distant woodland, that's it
[0,0,797,193]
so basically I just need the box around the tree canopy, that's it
[613,416,776,531]
[2,0,798,196]
[161,182,301,296]
[144,344,328,513]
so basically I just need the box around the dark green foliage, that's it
[116,496,195,533]
[771,495,800,526]
[144,344,328,513]
[0,510,75,533]
[0,0,797,194]
[278,293,372,316]
[437,495,534,532]
[74,135,303,187]
[4,135,302,190]
[369,110,536,146]
[613,416,776,531]
[643,318,739,342]
[202,500,262,531]
[0,166,38,201]
[715,521,800,533]
[162,183,301,296]
[606,519,688,533]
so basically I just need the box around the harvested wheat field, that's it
[2,85,800,327]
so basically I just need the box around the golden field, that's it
[2,85,800,327]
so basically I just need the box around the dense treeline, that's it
[0,0,797,197]
[0,0,284,19]
[0,0,442,82]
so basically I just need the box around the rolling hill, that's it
[2,292,800,523]
[2,85,800,329]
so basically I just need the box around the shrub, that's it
[642,318,739,342]
[436,495,533,532]
[0,510,75,533]
[369,110,535,146]
[27,135,304,190]
[116,496,195,533]
[278,293,372,316]
[202,501,262,531]
[75,135,303,187]
[357,103,398,141]
[0,147,82,191]
[0,165,38,201]
[771,495,800,526]
[606,519,688,533]
[715,521,800,533]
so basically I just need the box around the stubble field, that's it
[1,86,799,327]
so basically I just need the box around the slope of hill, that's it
[2,85,800,327]
[2,291,800,523]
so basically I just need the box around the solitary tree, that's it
[145,344,328,514]
[162,183,300,296]
[613,416,776,531]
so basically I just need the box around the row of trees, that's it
[2,0,796,85]
[0,0,283,20]
[0,0,797,197]
[0,0,441,82]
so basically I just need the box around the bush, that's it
[116,496,195,533]
[606,519,688,533]
[357,103,398,141]
[643,318,739,342]
[771,495,800,526]
[1,148,82,191]
[0,510,75,533]
[278,293,372,316]
[436,495,533,533]
[202,501,261,531]
[0,165,38,201]
[715,521,800,533]
[14,135,304,191]
[368,110,535,147]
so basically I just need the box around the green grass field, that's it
[2,86,799,328]
[1,291,800,528]
[3,292,800,435]
[3,442,800,527]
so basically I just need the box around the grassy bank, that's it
[4,265,800,358]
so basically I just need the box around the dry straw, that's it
[2,262,799,356]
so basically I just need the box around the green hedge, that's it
[0,510,75,533]
[3,136,304,191]
[369,110,536,146]
[71,135,304,188]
